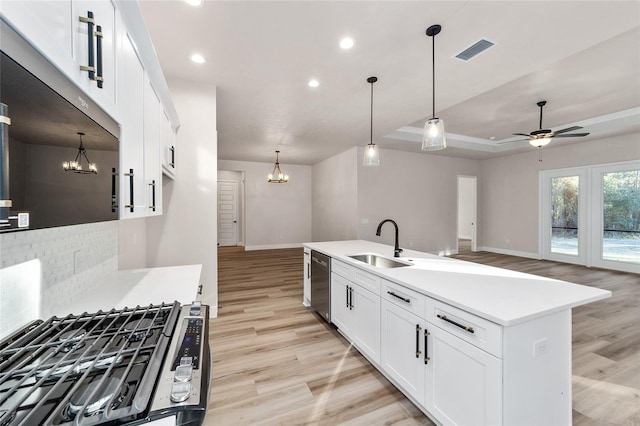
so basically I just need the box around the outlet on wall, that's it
[533,338,548,358]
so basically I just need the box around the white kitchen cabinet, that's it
[381,299,426,404]
[331,273,353,337]
[72,0,116,108]
[143,74,162,216]
[1,1,74,78]
[117,30,145,219]
[161,111,176,179]
[331,272,381,364]
[2,0,116,111]
[303,248,311,307]
[425,322,502,426]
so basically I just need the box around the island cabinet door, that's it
[424,323,502,426]
[351,285,381,365]
[380,300,425,404]
[330,273,354,338]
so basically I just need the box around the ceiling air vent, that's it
[455,39,495,61]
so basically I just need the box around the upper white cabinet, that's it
[1,1,74,76]
[143,75,162,216]
[117,30,145,219]
[2,0,116,111]
[72,0,116,108]
[160,110,176,179]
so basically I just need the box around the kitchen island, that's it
[304,240,610,426]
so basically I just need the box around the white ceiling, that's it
[138,1,640,165]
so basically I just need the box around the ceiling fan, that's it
[506,101,590,148]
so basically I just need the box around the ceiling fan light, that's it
[422,118,446,151]
[530,137,551,148]
[363,143,380,166]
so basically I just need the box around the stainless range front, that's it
[0,301,210,425]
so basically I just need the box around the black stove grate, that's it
[0,302,181,426]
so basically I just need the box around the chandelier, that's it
[63,132,97,174]
[267,150,289,183]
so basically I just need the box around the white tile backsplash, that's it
[0,221,118,339]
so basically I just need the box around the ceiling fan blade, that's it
[553,132,590,138]
[512,133,531,137]
[553,125,583,135]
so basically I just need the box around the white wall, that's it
[217,159,311,250]
[311,147,358,242]
[480,132,640,256]
[146,77,218,313]
[356,147,481,255]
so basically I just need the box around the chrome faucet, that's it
[376,219,403,258]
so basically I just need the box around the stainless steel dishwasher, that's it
[310,250,331,322]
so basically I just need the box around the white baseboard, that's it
[245,243,303,251]
[477,246,540,260]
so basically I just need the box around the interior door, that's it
[217,180,238,246]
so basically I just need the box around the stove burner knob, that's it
[170,382,191,403]
[174,364,193,382]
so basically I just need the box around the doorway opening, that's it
[457,176,477,254]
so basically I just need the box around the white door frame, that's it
[217,179,239,246]
[457,175,477,252]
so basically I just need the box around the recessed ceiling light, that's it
[308,79,319,88]
[340,37,354,49]
[190,53,206,64]
[184,0,203,6]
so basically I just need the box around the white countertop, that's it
[304,240,611,326]
[64,264,202,315]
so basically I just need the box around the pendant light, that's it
[363,76,380,167]
[63,132,98,174]
[267,150,289,183]
[422,25,446,151]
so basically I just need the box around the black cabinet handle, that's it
[424,329,430,364]
[170,146,175,168]
[149,180,156,211]
[307,263,310,279]
[415,324,422,358]
[111,167,118,212]
[437,314,475,334]
[79,12,95,80]
[124,168,134,212]
[346,285,349,309]
[198,284,203,295]
[387,291,410,303]
[95,24,103,88]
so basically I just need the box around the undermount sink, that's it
[348,253,412,269]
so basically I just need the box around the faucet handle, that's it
[394,247,404,257]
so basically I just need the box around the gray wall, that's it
[311,147,358,242]
[217,159,311,249]
[480,132,640,256]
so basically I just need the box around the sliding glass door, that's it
[541,161,640,273]
[591,163,640,272]
[541,169,587,265]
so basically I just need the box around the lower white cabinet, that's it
[380,299,426,403]
[331,273,380,364]
[381,299,502,425]
[425,322,502,426]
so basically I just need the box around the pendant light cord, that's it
[370,80,374,144]
[432,32,435,119]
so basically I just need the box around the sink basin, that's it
[348,254,412,268]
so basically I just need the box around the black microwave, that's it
[0,20,119,232]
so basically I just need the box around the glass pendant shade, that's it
[530,137,551,148]
[421,117,446,151]
[363,143,380,166]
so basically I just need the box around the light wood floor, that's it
[207,246,640,425]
